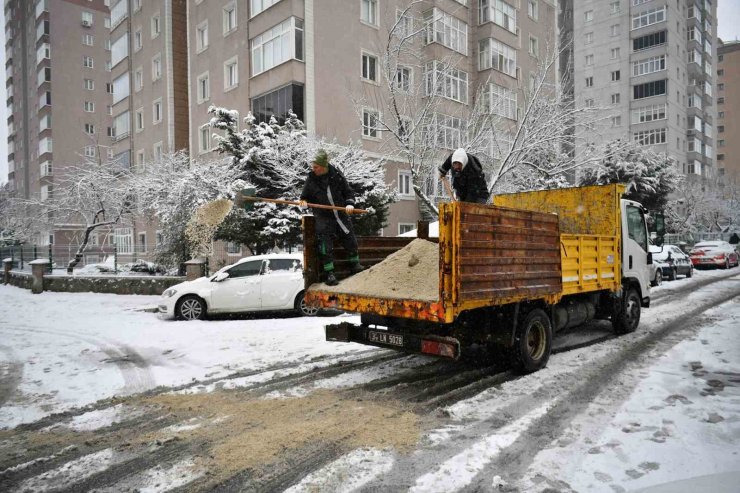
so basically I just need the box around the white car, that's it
[159,253,319,320]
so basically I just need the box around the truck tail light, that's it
[421,340,456,358]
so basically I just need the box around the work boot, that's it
[350,262,365,274]
[325,272,339,286]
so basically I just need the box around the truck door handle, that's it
[629,255,633,270]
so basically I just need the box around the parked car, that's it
[159,253,319,320]
[689,241,740,269]
[653,244,693,280]
[648,245,666,286]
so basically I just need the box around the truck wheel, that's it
[510,309,552,374]
[612,288,640,335]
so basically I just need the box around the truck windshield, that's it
[626,205,648,252]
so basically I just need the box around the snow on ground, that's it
[0,284,367,428]
[518,295,740,492]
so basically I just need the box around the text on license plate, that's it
[367,330,404,347]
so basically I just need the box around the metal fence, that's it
[663,232,734,247]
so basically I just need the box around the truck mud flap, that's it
[326,322,461,360]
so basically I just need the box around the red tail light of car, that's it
[714,254,726,260]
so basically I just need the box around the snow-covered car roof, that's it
[213,252,303,274]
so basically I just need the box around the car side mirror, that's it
[212,272,230,282]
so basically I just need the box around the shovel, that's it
[235,188,369,214]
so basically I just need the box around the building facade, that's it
[187,0,557,237]
[571,0,717,177]
[717,40,740,180]
[5,0,112,244]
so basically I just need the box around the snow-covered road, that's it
[1,268,739,492]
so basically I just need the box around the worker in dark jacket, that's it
[438,148,489,204]
[300,149,364,286]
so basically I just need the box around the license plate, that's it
[367,330,404,347]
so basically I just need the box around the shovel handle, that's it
[242,196,369,214]
[441,176,456,201]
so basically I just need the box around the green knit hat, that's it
[313,149,329,168]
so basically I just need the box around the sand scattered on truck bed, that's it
[315,238,440,301]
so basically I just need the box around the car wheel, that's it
[652,270,662,287]
[295,291,319,317]
[686,266,693,278]
[176,295,206,321]
[612,288,641,335]
[509,308,552,374]
[668,268,677,281]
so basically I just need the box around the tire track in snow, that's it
[0,345,23,408]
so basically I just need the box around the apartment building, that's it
[571,0,717,178]
[4,0,112,244]
[188,0,557,237]
[717,40,740,180]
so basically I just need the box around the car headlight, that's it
[162,289,177,298]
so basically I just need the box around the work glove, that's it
[345,205,355,214]
[299,200,308,209]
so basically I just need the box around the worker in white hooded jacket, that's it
[438,148,489,204]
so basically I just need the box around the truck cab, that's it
[621,198,652,307]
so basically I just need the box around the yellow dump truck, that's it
[303,184,658,373]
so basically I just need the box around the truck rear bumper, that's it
[326,322,461,360]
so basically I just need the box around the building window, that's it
[251,17,304,76]
[197,21,208,52]
[633,30,666,52]
[113,72,129,104]
[479,38,516,77]
[153,142,163,161]
[83,55,94,68]
[718,83,724,91]
[632,6,666,30]
[84,145,96,157]
[610,1,620,13]
[114,228,133,254]
[135,108,144,132]
[224,57,238,89]
[152,53,162,81]
[137,232,146,253]
[84,101,95,112]
[251,0,280,18]
[82,33,94,46]
[633,128,666,145]
[479,0,516,33]
[611,24,620,36]
[424,8,468,54]
[425,60,468,104]
[425,113,464,150]
[585,76,593,87]
[134,28,142,52]
[361,0,378,26]
[611,48,620,59]
[585,98,594,107]
[398,170,412,196]
[41,184,53,201]
[153,99,162,124]
[197,72,210,103]
[611,70,620,81]
[482,82,517,120]
[632,55,666,77]
[250,83,305,124]
[82,11,93,25]
[111,32,128,67]
[199,124,211,154]
[584,32,593,44]
[585,54,594,66]
[585,10,593,22]
[611,116,621,127]
[398,223,415,235]
[394,66,412,92]
[361,52,378,82]
[84,78,94,90]
[151,12,161,38]
[136,150,145,168]
[114,110,130,139]
[223,2,237,34]
[528,0,538,20]
[362,108,380,138]
[611,93,620,104]
[633,79,667,99]
[529,36,539,57]
[84,123,95,135]
[134,67,143,91]
[718,125,724,133]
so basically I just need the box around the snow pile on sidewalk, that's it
[314,239,439,301]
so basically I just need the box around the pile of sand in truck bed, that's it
[314,238,440,301]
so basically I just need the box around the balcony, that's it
[35,0,48,19]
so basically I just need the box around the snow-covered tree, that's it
[578,140,681,212]
[667,175,740,234]
[209,108,395,254]
[134,152,245,267]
